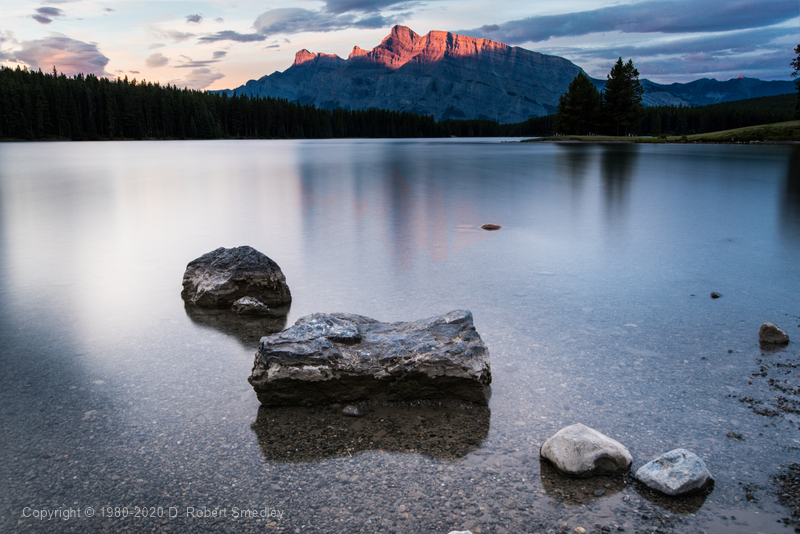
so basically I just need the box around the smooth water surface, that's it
[1,139,799,534]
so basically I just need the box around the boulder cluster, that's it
[182,247,795,503]
[540,423,714,497]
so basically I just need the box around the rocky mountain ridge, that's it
[223,25,795,123]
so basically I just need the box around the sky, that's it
[1,0,798,91]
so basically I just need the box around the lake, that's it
[0,138,798,534]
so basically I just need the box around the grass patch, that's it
[525,120,800,144]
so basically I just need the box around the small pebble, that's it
[342,405,363,417]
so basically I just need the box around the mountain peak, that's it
[341,25,510,70]
[293,49,344,67]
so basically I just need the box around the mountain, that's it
[224,25,583,123]
[223,25,796,123]
[638,77,796,107]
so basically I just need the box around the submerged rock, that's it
[249,310,491,406]
[232,296,282,317]
[540,423,633,477]
[759,322,790,345]
[635,448,714,496]
[181,246,291,309]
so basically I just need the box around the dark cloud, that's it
[323,0,409,14]
[145,52,169,68]
[32,6,64,24]
[252,7,393,38]
[541,27,798,82]
[198,31,267,43]
[558,26,799,61]
[186,14,203,24]
[212,51,227,60]
[214,17,224,23]
[196,3,401,44]
[37,7,64,17]
[5,35,109,76]
[465,0,799,43]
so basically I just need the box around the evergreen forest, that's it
[0,65,795,141]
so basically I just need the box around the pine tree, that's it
[791,44,800,119]
[554,71,601,135]
[602,58,644,136]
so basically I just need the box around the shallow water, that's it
[0,139,799,534]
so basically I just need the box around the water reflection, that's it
[558,144,593,187]
[781,146,800,245]
[539,458,627,505]
[298,156,493,274]
[250,400,490,462]
[634,480,709,514]
[183,305,289,349]
[601,144,638,228]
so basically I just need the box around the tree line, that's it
[0,65,450,140]
[0,63,795,141]
[555,50,800,137]
[0,65,557,141]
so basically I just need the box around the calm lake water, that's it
[0,139,799,534]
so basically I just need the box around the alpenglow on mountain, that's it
[223,25,796,124]
[223,25,583,124]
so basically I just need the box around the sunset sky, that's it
[1,0,798,91]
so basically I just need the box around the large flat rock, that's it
[249,310,491,405]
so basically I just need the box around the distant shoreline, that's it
[523,120,800,144]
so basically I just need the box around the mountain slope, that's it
[225,25,584,123]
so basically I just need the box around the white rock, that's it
[635,448,714,496]
[540,423,632,476]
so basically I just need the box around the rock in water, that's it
[249,310,491,405]
[759,322,790,345]
[181,246,291,309]
[232,296,280,317]
[635,448,714,496]
[540,423,633,477]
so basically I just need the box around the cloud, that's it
[465,0,799,44]
[174,53,226,68]
[4,34,109,76]
[150,28,195,43]
[555,26,798,61]
[214,17,224,23]
[180,68,224,90]
[540,26,798,82]
[186,14,203,24]
[197,3,402,44]
[32,6,65,24]
[252,7,391,38]
[323,0,410,14]
[198,30,266,43]
[145,52,169,68]
[37,7,64,17]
